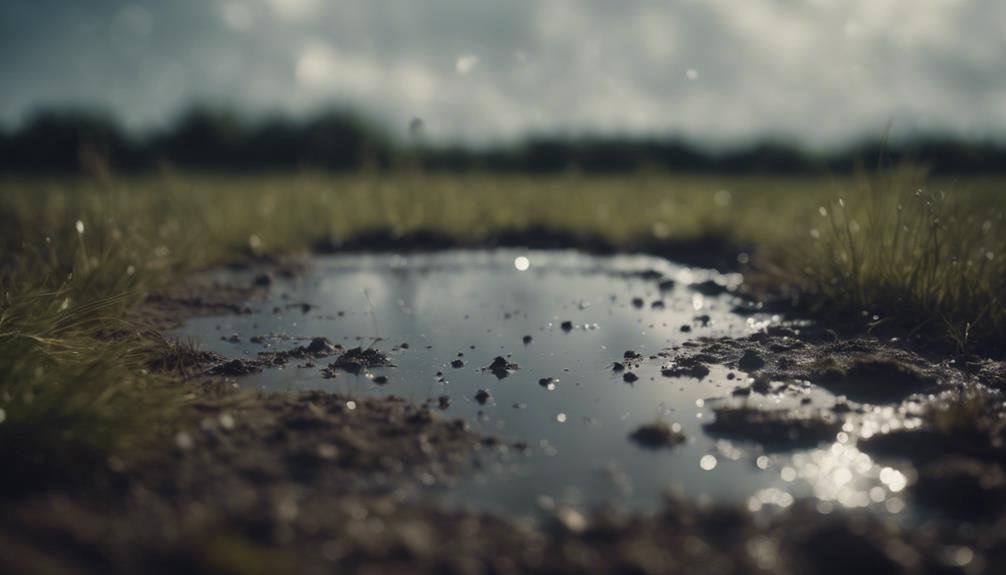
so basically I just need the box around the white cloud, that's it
[295,43,382,96]
[267,0,321,21]
[2,0,1005,145]
[221,2,254,31]
[455,55,479,75]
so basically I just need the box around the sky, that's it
[1,0,1004,147]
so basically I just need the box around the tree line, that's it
[2,107,1005,175]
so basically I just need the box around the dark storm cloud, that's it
[1,0,1004,146]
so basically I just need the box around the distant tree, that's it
[3,109,136,175]
[1,106,1004,175]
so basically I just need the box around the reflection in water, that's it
[171,250,918,518]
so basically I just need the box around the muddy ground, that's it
[3,239,1006,575]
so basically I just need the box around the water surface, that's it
[171,250,916,518]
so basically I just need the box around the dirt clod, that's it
[690,279,727,296]
[306,337,336,354]
[253,272,274,287]
[661,356,710,380]
[738,349,765,371]
[812,355,935,403]
[703,406,840,450]
[208,358,262,376]
[484,356,519,379]
[912,457,1006,519]
[329,347,393,374]
[630,422,686,449]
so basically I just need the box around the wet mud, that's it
[4,246,1005,574]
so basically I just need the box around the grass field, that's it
[1,169,1004,489]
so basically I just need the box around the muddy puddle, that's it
[170,250,922,519]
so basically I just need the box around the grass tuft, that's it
[788,167,1005,349]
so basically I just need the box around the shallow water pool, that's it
[170,250,917,518]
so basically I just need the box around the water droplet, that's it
[879,467,906,492]
[346,400,357,410]
[556,413,567,423]
[832,467,852,487]
[947,546,974,567]
[514,256,530,271]
[175,431,193,450]
[651,221,669,238]
[700,454,717,471]
[884,497,905,513]
[713,189,732,207]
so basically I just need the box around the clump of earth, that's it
[328,346,394,375]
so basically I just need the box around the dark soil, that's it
[689,279,729,296]
[329,347,394,375]
[484,356,519,379]
[630,422,686,449]
[5,430,1002,575]
[810,355,937,403]
[661,355,711,380]
[912,457,1006,520]
[203,338,346,377]
[663,332,954,401]
[703,406,841,450]
[0,388,509,575]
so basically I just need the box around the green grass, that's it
[0,170,1003,489]
[790,168,1005,347]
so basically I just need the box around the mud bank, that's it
[4,247,1004,574]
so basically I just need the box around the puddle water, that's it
[171,250,919,519]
